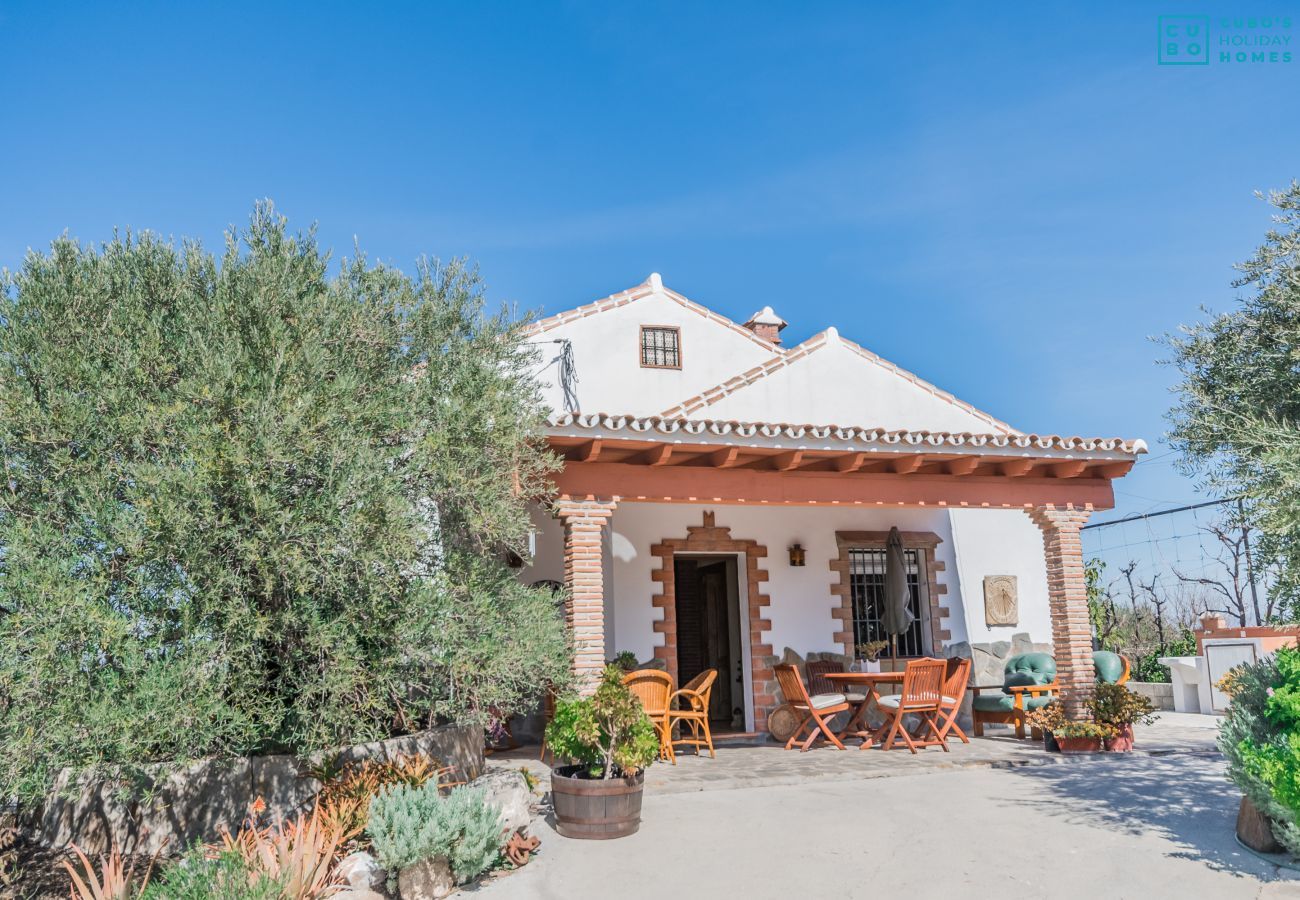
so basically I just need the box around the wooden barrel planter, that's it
[550,766,644,840]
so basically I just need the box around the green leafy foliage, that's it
[366,784,503,883]
[0,204,570,802]
[543,665,660,779]
[1268,646,1300,729]
[1084,682,1159,727]
[610,651,639,672]
[1164,182,1300,618]
[1220,645,1300,854]
[139,848,284,900]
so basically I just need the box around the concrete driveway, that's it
[479,749,1300,899]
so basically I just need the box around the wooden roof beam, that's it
[707,446,740,469]
[639,444,675,467]
[771,449,804,471]
[1000,459,1035,477]
[944,456,981,477]
[833,451,868,473]
[888,455,924,475]
[1049,460,1088,479]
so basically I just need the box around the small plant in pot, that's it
[1026,701,1067,752]
[855,640,889,673]
[1085,682,1158,752]
[544,664,660,840]
[610,650,640,672]
[1052,720,1116,754]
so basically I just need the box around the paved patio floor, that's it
[480,715,1300,899]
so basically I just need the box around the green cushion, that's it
[972,692,1053,713]
[1093,651,1126,684]
[1004,652,1056,685]
[1004,671,1044,691]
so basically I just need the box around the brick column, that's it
[1026,505,1094,720]
[556,497,617,694]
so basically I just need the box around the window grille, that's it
[640,326,681,368]
[848,547,927,657]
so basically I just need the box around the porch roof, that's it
[547,412,1145,510]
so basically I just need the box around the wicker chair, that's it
[622,669,676,764]
[668,669,718,759]
[876,658,949,754]
[773,664,849,751]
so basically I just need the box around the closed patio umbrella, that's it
[883,526,915,659]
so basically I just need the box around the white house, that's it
[520,274,1144,733]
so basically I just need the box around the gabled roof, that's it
[660,328,1018,435]
[524,273,784,355]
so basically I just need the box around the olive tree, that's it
[0,204,570,801]
[1165,182,1300,618]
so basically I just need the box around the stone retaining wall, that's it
[944,633,1054,686]
[28,723,483,856]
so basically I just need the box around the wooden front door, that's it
[673,557,738,726]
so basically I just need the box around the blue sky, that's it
[2,2,1296,526]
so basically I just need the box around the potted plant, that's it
[1052,720,1116,754]
[1025,701,1066,752]
[609,650,640,673]
[1218,646,1300,854]
[1085,682,1159,752]
[544,664,660,840]
[855,640,889,673]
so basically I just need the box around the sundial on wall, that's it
[983,575,1018,627]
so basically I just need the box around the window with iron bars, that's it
[640,326,681,368]
[848,547,928,657]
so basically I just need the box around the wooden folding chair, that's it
[807,659,867,707]
[774,664,849,752]
[622,669,676,764]
[877,658,948,754]
[668,669,718,758]
[938,657,971,744]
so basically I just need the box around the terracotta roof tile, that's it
[550,411,1147,457]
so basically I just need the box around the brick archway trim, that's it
[649,511,775,731]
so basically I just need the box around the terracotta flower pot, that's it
[1105,723,1135,752]
[1056,735,1104,754]
[551,765,644,840]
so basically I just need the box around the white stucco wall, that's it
[948,508,1052,646]
[522,502,1054,664]
[701,331,1006,432]
[526,287,778,417]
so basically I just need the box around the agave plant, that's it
[219,805,356,900]
[62,844,155,900]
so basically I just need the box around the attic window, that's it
[640,326,681,369]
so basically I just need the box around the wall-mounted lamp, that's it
[788,543,806,567]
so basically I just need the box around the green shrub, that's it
[1220,645,1300,854]
[0,204,570,802]
[367,784,503,883]
[140,848,284,900]
[543,665,660,778]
